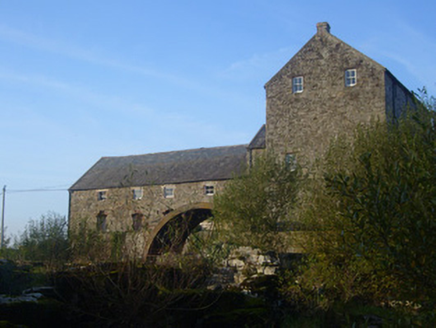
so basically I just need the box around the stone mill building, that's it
[69,22,416,257]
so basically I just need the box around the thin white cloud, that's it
[382,53,435,95]
[394,23,436,92]
[0,68,155,116]
[0,67,248,152]
[219,46,296,80]
[0,24,260,111]
[0,24,195,88]
[359,20,436,94]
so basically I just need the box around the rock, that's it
[0,293,42,304]
[262,265,278,275]
[228,259,245,269]
[22,286,55,298]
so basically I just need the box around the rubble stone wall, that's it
[69,180,227,234]
[265,32,387,165]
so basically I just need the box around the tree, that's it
[294,105,436,306]
[15,212,69,266]
[213,152,301,252]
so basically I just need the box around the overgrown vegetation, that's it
[1,91,435,326]
[11,212,69,268]
[213,153,302,253]
[211,91,436,325]
[53,258,216,327]
[282,96,436,323]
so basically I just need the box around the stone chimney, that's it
[316,22,331,35]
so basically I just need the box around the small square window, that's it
[132,188,143,200]
[204,185,214,196]
[164,187,174,198]
[97,191,107,201]
[345,69,357,87]
[292,76,304,93]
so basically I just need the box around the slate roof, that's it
[248,125,266,149]
[70,145,248,191]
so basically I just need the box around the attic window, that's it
[97,191,107,201]
[292,76,304,93]
[204,185,214,196]
[345,69,357,87]
[164,186,174,199]
[132,188,143,200]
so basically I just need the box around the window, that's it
[345,69,357,87]
[132,213,144,231]
[285,153,297,171]
[96,211,107,232]
[204,185,214,196]
[97,190,107,201]
[164,186,174,198]
[132,188,143,200]
[292,76,304,93]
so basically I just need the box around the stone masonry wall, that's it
[265,28,387,165]
[69,180,227,235]
[385,71,416,121]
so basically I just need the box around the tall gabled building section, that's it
[264,22,415,164]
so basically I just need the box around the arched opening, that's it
[145,203,213,257]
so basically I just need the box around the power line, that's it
[5,184,71,194]
[8,188,68,193]
[0,184,71,246]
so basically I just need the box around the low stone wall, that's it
[225,247,280,284]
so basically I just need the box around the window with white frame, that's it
[97,190,107,201]
[345,69,357,87]
[204,185,214,196]
[132,188,143,200]
[163,186,174,198]
[292,76,304,93]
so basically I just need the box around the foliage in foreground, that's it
[13,212,69,267]
[53,258,278,328]
[287,107,436,309]
[213,153,302,253]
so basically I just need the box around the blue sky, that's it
[0,0,435,238]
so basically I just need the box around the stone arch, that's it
[144,202,213,258]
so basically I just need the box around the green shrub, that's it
[14,212,69,267]
[213,152,302,253]
[293,106,436,307]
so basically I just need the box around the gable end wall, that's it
[265,33,387,164]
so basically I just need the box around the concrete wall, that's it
[265,26,387,165]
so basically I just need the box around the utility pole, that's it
[1,185,5,249]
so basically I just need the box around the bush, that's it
[15,212,69,267]
[213,152,302,253]
[293,106,436,307]
[54,257,217,327]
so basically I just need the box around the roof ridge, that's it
[70,144,249,191]
[100,144,248,160]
